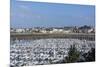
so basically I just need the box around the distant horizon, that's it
[11,0,95,28]
[10,25,95,29]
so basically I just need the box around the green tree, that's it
[83,48,95,62]
[65,45,80,63]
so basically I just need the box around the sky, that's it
[10,0,95,28]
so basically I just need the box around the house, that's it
[15,29,25,33]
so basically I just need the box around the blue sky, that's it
[10,0,95,28]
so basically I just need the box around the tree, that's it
[65,45,80,63]
[83,48,95,62]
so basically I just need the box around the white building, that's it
[40,30,47,33]
[15,29,25,33]
[88,28,95,33]
[49,29,64,33]
[49,29,72,34]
